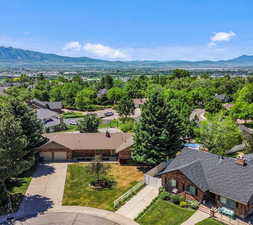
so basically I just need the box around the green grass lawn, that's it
[196,218,224,225]
[61,111,84,119]
[137,199,194,225]
[62,163,143,211]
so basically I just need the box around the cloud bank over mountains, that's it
[63,41,128,59]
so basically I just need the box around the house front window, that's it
[185,185,197,196]
[168,179,177,187]
[220,196,237,209]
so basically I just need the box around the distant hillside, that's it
[0,46,253,70]
[0,46,105,63]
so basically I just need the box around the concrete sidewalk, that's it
[116,185,159,220]
[181,210,210,225]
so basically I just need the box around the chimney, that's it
[235,156,247,166]
[106,130,111,138]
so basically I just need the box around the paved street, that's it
[14,212,119,225]
[116,185,159,219]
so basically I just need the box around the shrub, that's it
[179,201,188,208]
[170,194,185,205]
[187,200,199,209]
[160,191,171,200]
[170,194,181,205]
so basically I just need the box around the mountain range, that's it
[1,46,253,70]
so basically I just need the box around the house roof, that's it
[160,148,253,205]
[38,132,133,152]
[115,136,134,153]
[37,108,59,120]
[31,99,63,110]
[44,117,61,128]
[226,143,246,155]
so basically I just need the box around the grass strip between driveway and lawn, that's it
[136,198,195,225]
[196,218,225,225]
[62,163,143,211]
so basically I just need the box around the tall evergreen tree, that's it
[132,90,184,165]
[0,112,29,214]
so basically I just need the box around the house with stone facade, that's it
[36,132,133,163]
[159,148,253,218]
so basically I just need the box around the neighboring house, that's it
[159,148,253,218]
[36,132,133,163]
[97,88,107,98]
[133,98,147,108]
[226,125,253,155]
[31,99,63,113]
[36,108,62,132]
[189,109,207,123]
[214,94,231,103]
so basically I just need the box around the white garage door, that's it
[54,152,67,161]
[40,152,53,161]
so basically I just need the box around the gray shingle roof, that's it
[226,143,246,154]
[32,99,62,110]
[160,148,253,204]
[37,108,59,120]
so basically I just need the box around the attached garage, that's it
[40,152,53,161]
[54,151,67,161]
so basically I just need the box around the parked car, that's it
[104,112,114,117]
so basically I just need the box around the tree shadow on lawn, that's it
[32,164,55,178]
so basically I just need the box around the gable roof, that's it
[160,148,253,204]
[38,132,133,152]
[163,160,209,191]
[31,99,62,110]
[37,108,59,120]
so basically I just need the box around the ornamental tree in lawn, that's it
[78,114,100,133]
[132,90,185,165]
[117,96,135,119]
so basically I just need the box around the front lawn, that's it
[196,218,224,225]
[137,198,194,225]
[62,163,143,211]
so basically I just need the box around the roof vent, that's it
[235,156,247,166]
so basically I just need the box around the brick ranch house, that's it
[159,148,253,218]
[36,132,133,163]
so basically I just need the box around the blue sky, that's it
[1,0,253,61]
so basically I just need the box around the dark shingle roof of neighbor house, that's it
[37,108,59,120]
[32,99,63,110]
[44,117,61,128]
[38,132,133,152]
[160,148,253,205]
[226,143,246,155]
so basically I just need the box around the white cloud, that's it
[211,32,236,42]
[63,41,81,50]
[208,32,236,48]
[83,43,128,59]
